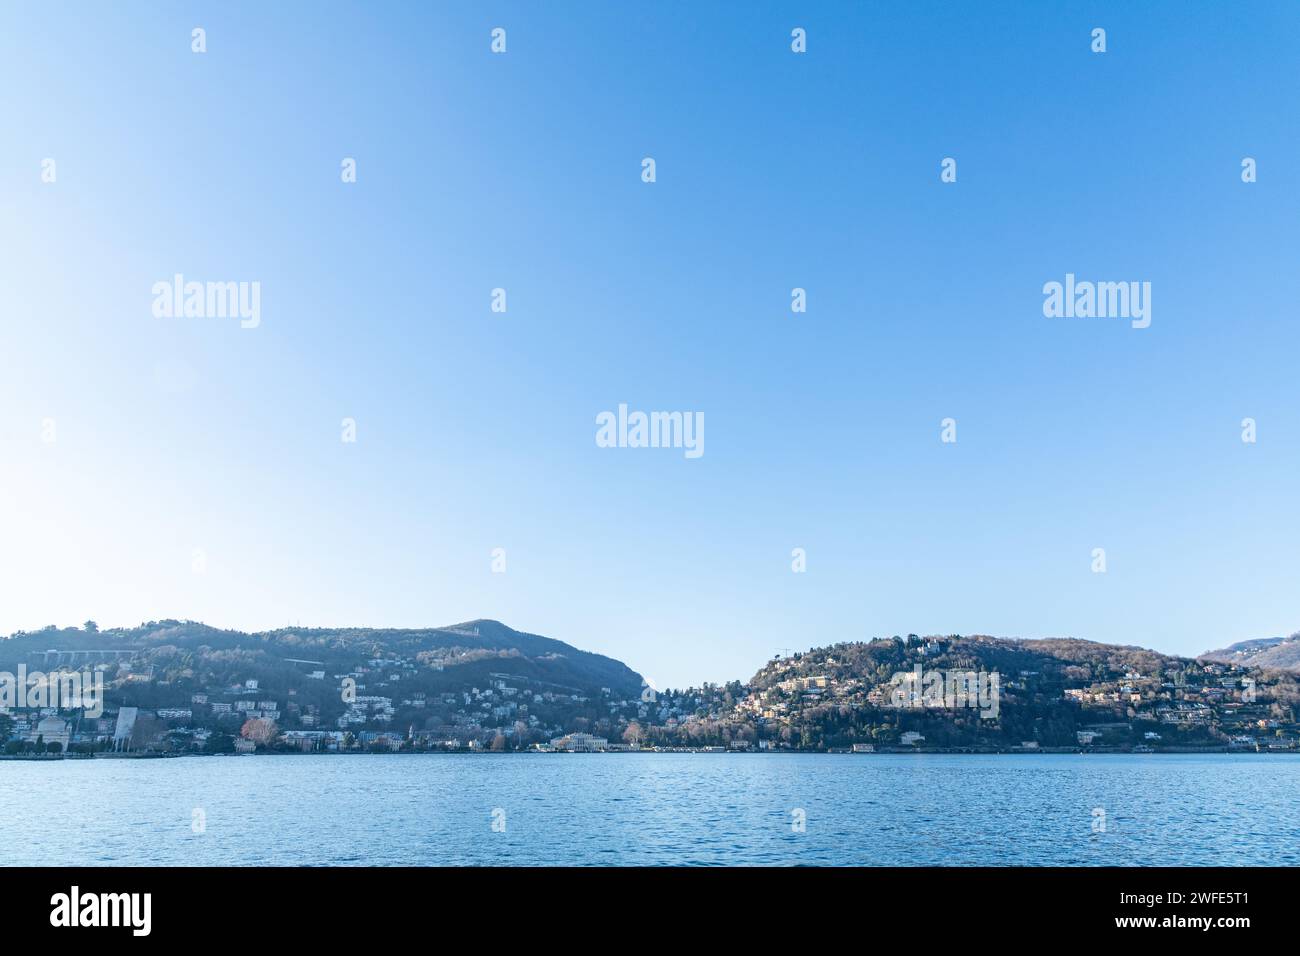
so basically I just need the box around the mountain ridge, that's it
[4,620,1298,754]
[1199,632,1300,672]
[0,617,645,699]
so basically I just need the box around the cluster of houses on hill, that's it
[0,645,657,754]
[685,645,1300,752]
[4,634,1299,756]
[1058,664,1298,751]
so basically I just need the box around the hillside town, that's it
[1,657,657,755]
[2,624,1298,757]
[646,634,1300,754]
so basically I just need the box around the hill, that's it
[0,618,642,698]
[636,633,1300,752]
[1199,632,1300,672]
[5,621,1298,755]
[0,619,646,752]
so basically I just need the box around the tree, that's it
[83,620,99,633]
[623,721,644,747]
[240,718,278,747]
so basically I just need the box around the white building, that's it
[28,715,70,750]
[549,732,608,752]
[112,707,139,750]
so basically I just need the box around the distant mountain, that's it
[1199,632,1300,672]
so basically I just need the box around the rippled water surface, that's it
[2,753,1297,865]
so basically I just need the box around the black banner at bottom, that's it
[5,866,1280,941]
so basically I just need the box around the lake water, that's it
[3,753,1297,866]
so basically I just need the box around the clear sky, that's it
[2,2,1298,690]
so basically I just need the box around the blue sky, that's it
[2,2,1298,689]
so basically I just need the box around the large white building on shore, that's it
[549,732,608,752]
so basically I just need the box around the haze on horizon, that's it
[3,2,1299,691]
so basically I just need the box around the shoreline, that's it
[9,748,1297,760]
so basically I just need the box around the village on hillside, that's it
[2,625,1298,757]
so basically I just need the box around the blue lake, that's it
[3,753,1297,866]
